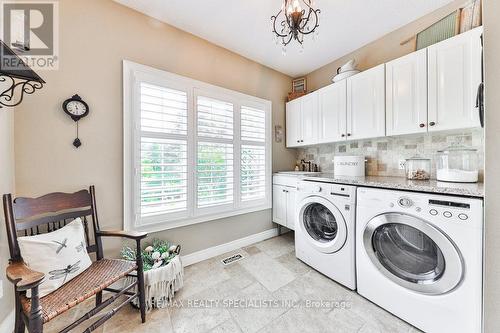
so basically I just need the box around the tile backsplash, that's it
[297,128,484,180]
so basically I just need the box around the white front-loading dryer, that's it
[356,187,483,333]
[295,180,356,290]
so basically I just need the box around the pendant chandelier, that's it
[271,0,321,52]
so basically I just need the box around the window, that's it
[196,96,234,209]
[124,61,272,232]
[240,106,267,202]
[139,83,188,218]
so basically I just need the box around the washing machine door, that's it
[363,213,463,295]
[298,196,348,254]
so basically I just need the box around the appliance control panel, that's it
[427,199,472,221]
[394,196,474,221]
[357,187,483,228]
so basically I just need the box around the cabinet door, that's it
[285,188,296,230]
[347,64,386,140]
[318,81,347,143]
[428,27,482,132]
[300,93,318,145]
[272,185,286,226]
[386,49,428,136]
[286,99,301,147]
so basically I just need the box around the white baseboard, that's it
[0,309,14,333]
[182,228,279,266]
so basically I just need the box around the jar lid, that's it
[405,155,430,161]
[437,144,477,153]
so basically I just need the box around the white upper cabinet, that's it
[386,49,428,136]
[300,92,318,145]
[286,92,318,147]
[347,64,386,140]
[286,98,301,147]
[428,26,483,132]
[318,81,347,143]
[284,27,483,148]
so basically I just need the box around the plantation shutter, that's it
[240,106,267,202]
[196,96,235,208]
[140,83,188,217]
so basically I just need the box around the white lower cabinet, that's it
[272,184,296,230]
[285,188,296,230]
[272,185,287,225]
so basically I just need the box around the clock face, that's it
[66,100,87,116]
[63,94,89,121]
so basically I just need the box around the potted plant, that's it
[121,239,183,310]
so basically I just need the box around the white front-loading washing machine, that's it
[295,180,356,290]
[356,187,483,333]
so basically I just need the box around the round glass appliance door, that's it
[298,196,347,253]
[303,203,338,242]
[363,213,463,295]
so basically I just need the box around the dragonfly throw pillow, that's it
[18,218,92,298]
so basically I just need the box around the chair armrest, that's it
[6,261,45,291]
[96,230,148,240]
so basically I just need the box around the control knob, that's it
[398,197,413,208]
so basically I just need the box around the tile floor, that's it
[45,232,420,333]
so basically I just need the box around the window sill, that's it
[125,203,272,234]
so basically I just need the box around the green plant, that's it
[121,238,180,272]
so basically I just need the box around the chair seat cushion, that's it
[21,259,137,323]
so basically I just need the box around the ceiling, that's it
[114,0,453,77]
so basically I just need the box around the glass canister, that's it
[436,145,479,183]
[405,156,431,180]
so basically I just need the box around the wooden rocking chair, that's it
[3,186,148,333]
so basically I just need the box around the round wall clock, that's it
[62,94,90,148]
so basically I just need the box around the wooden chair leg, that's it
[96,291,102,306]
[28,286,43,333]
[136,239,146,323]
[14,294,26,333]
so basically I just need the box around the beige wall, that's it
[483,0,500,331]
[14,0,295,256]
[305,0,466,91]
[0,109,15,328]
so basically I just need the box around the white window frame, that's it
[123,61,272,232]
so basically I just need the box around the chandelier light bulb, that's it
[293,0,301,12]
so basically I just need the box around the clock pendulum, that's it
[62,94,89,148]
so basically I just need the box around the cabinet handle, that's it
[300,140,304,143]
[429,122,436,127]
[341,134,346,138]
[347,133,352,137]
[419,123,425,128]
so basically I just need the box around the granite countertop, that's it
[298,173,484,198]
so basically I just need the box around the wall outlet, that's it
[398,160,406,170]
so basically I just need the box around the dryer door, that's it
[298,196,348,253]
[363,213,463,295]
